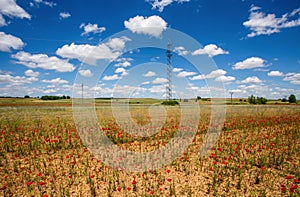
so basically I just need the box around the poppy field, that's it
[0,101,299,196]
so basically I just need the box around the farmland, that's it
[0,99,299,196]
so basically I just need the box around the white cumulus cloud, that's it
[59,12,71,19]
[172,67,183,72]
[174,46,189,56]
[0,0,31,26]
[0,32,24,52]
[241,76,263,84]
[56,36,130,65]
[79,69,93,77]
[80,23,106,36]
[143,71,157,77]
[148,0,191,12]
[102,74,120,81]
[25,69,39,77]
[42,78,69,84]
[192,44,229,57]
[124,15,167,37]
[12,51,75,72]
[176,71,197,78]
[152,77,168,84]
[233,57,266,70]
[243,5,300,37]
[283,72,300,84]
[268,70,284,77]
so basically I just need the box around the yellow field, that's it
[0,101,299,196]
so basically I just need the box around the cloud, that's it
[283,72,300,84]
[241,76,263,84]
[176,71,197,78]
[12,51,75,72]
[147,0,190,12]
[112,85,146,97]
[102,74,120,81]
[114,61,131,67]
[0,0,31,26]
[189,69,227,80]
[268,70,284,77]
[80,23,106,36]
[42,77,68,84]
[56,36,130,65]
[0,74,38,85]
[152,77,168,84]
[25,69,39,77]
[143,71,156,77]
[243,5,300,37]
[32,0,56,7]
[124,15,167,37]
[174,46,188,56]
[0,32,24,52]
[192,44,229,57]
[172,67,183,72]
[79,69,93,77]
[149,84,166,93]
[59,12,71,19]
[115,67,128,76]
[232,57,265,70]
[215,75,236,83]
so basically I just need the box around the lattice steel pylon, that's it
[166,40,172,101]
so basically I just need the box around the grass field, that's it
[0,99,299,196]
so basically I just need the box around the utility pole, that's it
[230,91,233,104]
[166,40,172,101]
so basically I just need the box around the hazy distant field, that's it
[0,99,299,196]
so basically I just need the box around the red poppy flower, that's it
[167,178,172,182]
[27,181,33,187]
[39,181,45,186]
[117,187,122,192]
[127,187,131,191]
[166,169,171,173]
[286,175,293,179]
[132,180,137,185]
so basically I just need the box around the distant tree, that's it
[281,98,287,102]
[248,95,256,104]
[62,95,66,99]
[288,94,297,103]
[248,95,267,104]
[24,95,30,98]
[66,96,71,99]
[197,96,201,100]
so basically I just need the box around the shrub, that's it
[161,100,179,106]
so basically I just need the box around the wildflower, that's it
[132,180,137,185]
[166,169,171,173]
[27,181,33,187]
[167,178,172,182]
[290,184,297,192]
[117,187,122,192]
[39,181,45,186]
[286,175,293,179]
[127,187,131,191]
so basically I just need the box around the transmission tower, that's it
[166,40,172,100]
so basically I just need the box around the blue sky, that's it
[0,0,299,99]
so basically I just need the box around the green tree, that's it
[288,94,297,103]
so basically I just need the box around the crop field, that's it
[0,100,299,196]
